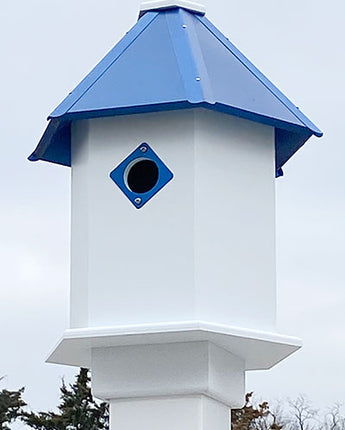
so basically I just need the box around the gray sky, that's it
[0,0,343,422]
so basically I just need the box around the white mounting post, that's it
[110,397,230,430]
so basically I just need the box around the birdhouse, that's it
[30,1,322,429]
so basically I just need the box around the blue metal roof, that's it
[29,6,322,176]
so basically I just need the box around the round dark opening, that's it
[126,159,159,194]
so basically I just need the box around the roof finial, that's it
[140,0,206,16]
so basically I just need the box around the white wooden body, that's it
[70,108,276,332]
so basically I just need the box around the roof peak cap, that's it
[140,0,206,16]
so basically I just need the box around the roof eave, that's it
[29,102,320,178]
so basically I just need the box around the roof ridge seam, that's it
[64,13,159,116]
[166,9,200,103]
[166,9,213,104]
[180,10,214,103]
[196,15,317,134]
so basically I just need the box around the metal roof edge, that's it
[47,101,315,135]
[30,102,314,177]
[28,118,71,166]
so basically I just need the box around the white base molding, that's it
[91,342,244,407]
[47,321,301,371]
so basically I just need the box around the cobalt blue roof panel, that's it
[29,6,322,176]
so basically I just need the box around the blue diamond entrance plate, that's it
[110,144,174,209]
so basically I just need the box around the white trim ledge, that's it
[47,321,302,371]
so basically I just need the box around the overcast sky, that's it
[0,0,344,424]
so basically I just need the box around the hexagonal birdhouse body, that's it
[70,109,276,333]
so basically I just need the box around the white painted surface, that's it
[194,110,276,331]
[70,123,90,328]
[47,321,301,370]
[91,341,245,406]
[70,109,276,333]
[71,110,195,329]
[110,396,230,430]
[140,0,206,15]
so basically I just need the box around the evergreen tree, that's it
[0,378,26,430]
[22,369,109,430]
